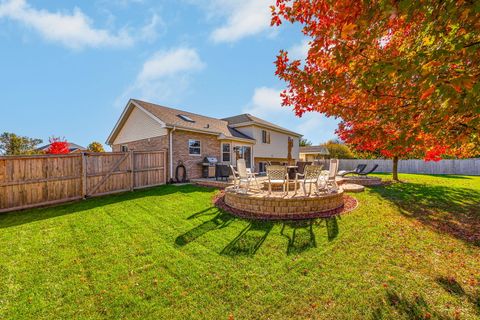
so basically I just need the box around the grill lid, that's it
[201,156,218,165]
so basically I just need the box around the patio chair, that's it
[294,165,323,195]
[229,159,259,193]
[319,159,339,192]
[296,161,312,175]
[358,164,378,176]
[266,165,289,195]
[337,164,367,177]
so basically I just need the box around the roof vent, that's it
[205,124,210,128]
[178,114,195,122]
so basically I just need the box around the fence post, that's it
[82,152,87,198]
[164,149,167,182]
[130,150,135,191]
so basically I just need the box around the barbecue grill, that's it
[215,163,231,181]
[200,156,218,178]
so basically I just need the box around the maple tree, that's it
[271,0,480,180]
[46,137,70,154]
[0,132,42,155]
[87,141,105,152]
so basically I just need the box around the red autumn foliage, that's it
[270,0,479,179]
[47,137,69,154]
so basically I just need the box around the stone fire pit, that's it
[217,186,356,220]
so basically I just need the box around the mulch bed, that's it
[213,191,359,221]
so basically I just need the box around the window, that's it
[234,146,252,168]
[261,130,271,144]
[121,145,128,152]
[222,143,231,162]
[178,114,195,122]
[259,162,267,173]
[188,139,201,155]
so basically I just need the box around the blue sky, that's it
[0,0,339,149]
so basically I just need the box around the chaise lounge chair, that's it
[337,164,367,177]
[357,164,378,176]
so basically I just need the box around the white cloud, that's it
[139,13,163,42]
[244,87,339,144]
[116,47,205,107]
[209,0,273,43]
[0,0,160,49]
[289,39,310,60]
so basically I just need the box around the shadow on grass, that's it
[423,174,474,180]
[325,217,339,241]
[221,221,274,256]
[0,184,213,229]
[372,289,449,320]
[370,182,480,246]
[436,276,480,314]
[175,210,234,246]
[281,220,316,255]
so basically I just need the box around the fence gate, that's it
[84,150,167,198]
[85,152,131,197]
[0,150,167,212]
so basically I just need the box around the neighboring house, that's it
[299,145,330,161]
[106,99,302,179]
[37,142,86,153]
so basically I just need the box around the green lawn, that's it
[1,174,479,319]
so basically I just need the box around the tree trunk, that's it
[392,156,399,181]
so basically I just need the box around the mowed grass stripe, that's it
[0,176,479,319]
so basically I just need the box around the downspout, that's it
[169,126,176,182]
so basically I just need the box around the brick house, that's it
[106,99,302,180]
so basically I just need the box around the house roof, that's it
[222,113,302,137]
[132,100,254,141]
[107,99,302,145]
[37,142,86,152]
[299,145,330,155]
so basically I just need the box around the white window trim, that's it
[221,143,231,162]
[188,139,201,156]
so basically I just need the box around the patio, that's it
[216,186,357,220]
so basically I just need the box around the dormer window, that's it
[178,114,195,122]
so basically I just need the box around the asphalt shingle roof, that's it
[133,99,254,140]
[222,113,301,136]
[299,145,330,155]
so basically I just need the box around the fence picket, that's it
[0,150,167,213]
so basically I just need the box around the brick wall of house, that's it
[111,135,171,179]
[171,130,221,179]
[111,135,169,152]
[112,131,221,180]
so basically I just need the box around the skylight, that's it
[178,114,195,122]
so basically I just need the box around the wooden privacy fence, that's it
[316,158,480,175]
[0,150,167,213]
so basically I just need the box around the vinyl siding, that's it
[236,125,300,159]
[113,107,167,144]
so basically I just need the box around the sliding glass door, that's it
[234,145,252,169]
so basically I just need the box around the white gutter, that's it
[169,126,176,182]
